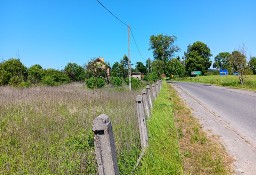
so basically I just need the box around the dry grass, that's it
[0,83,140,174]
[168,84,234,175]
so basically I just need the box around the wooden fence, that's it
[92,80,162,175]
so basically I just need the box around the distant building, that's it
[94,57,111,80]
[131,72,142,80]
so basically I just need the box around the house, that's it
[131,72,142,80]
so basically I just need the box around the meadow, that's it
[176,75,256,91]
[0,83,140,174]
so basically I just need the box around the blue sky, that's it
[1,0,255,69]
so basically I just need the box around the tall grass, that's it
[0,83,140,174]
[176,75,256,90]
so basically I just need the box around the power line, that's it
[96,0,144,60]
[96,0,127,27]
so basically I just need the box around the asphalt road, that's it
[171,82,256,175]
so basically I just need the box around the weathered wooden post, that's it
[155,81,159,96]
[142,89,150,118]
[146,85,153,110]
[92,114,119,175]
[136,95,148,149]
[152,83,156,100]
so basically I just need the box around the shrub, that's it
[143,72,159,83]
[125,77,142,90]
[41,69,70,86]
[110,77,123,86]
[85,77,106,89]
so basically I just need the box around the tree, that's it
[135,62,147,74]
[41,68,70,86]
[213,52,231,71]
[27,64,43,84]
[64,63,85,82]
[85,58,109,82]
[230,50,247,84]
[146,58,152,74]
[121,55,129,78]
[111,62,124,78]
[149,34,180,74]
[184,41,212,75]
[248,57,256,75]
[151,60,165,78]
[0,58,27,86]
[166,59,185,78]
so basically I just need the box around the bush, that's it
[85,77,106,89]
[41,69,70,86]
[110,77,123,86]
[125,77,142,90]
[143,72,159,83]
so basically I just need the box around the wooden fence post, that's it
[152,83,156,100]
[155,81,159,96]
[92,114,119,175]
[136,95,148,149]
[146,85,153,110]
[142,89,150,118]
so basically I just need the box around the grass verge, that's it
[175,75,256,91]
[136,81,183,175]
[169,83,234,174]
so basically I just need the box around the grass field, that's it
[0,83,140,174]
[175,75,256,91]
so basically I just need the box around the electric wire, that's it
[96,0,144,60]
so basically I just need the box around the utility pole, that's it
[128,25,131,91]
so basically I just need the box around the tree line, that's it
[1,34,255,87]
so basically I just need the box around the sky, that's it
[1,0,256,70]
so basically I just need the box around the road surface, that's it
[171,82,256,175]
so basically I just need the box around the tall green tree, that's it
[213,52,231,71]
[248,57,256,75]
[146,58,152,74]
[166,59,185,78]
[135,62,147,74]
[121,55,129,78]
[0,58,27,86]
[149,34,179,74]
[64,63,85,82]
[111,62,124,77]
[151,60,165,78]
[184,41,212,75]
[27,64,43,84]
[230,50,247,84]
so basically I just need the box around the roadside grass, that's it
[175,75,256,91]
[136,81,183,175]
[169,84,234,174]
[0,83,140,174]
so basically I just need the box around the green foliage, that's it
[248,57,256,75]
[27,64,43,84]
[143,72,160,82]
[125,77,142,90]
[85,77,106,89]
[64,63,85,81]
[185,41,212,75]
[166,58,185,78]
[136,82,183,174]
[149,34,180,64]
[230,50,247,84]
[0,58,27,86]
[213,52,232,71]
[110,77,123,86]
[135,62,147,74]
[151,60,165,77]
[85,58,109,80]
[42,69,70,86]
[111,62,124,78]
